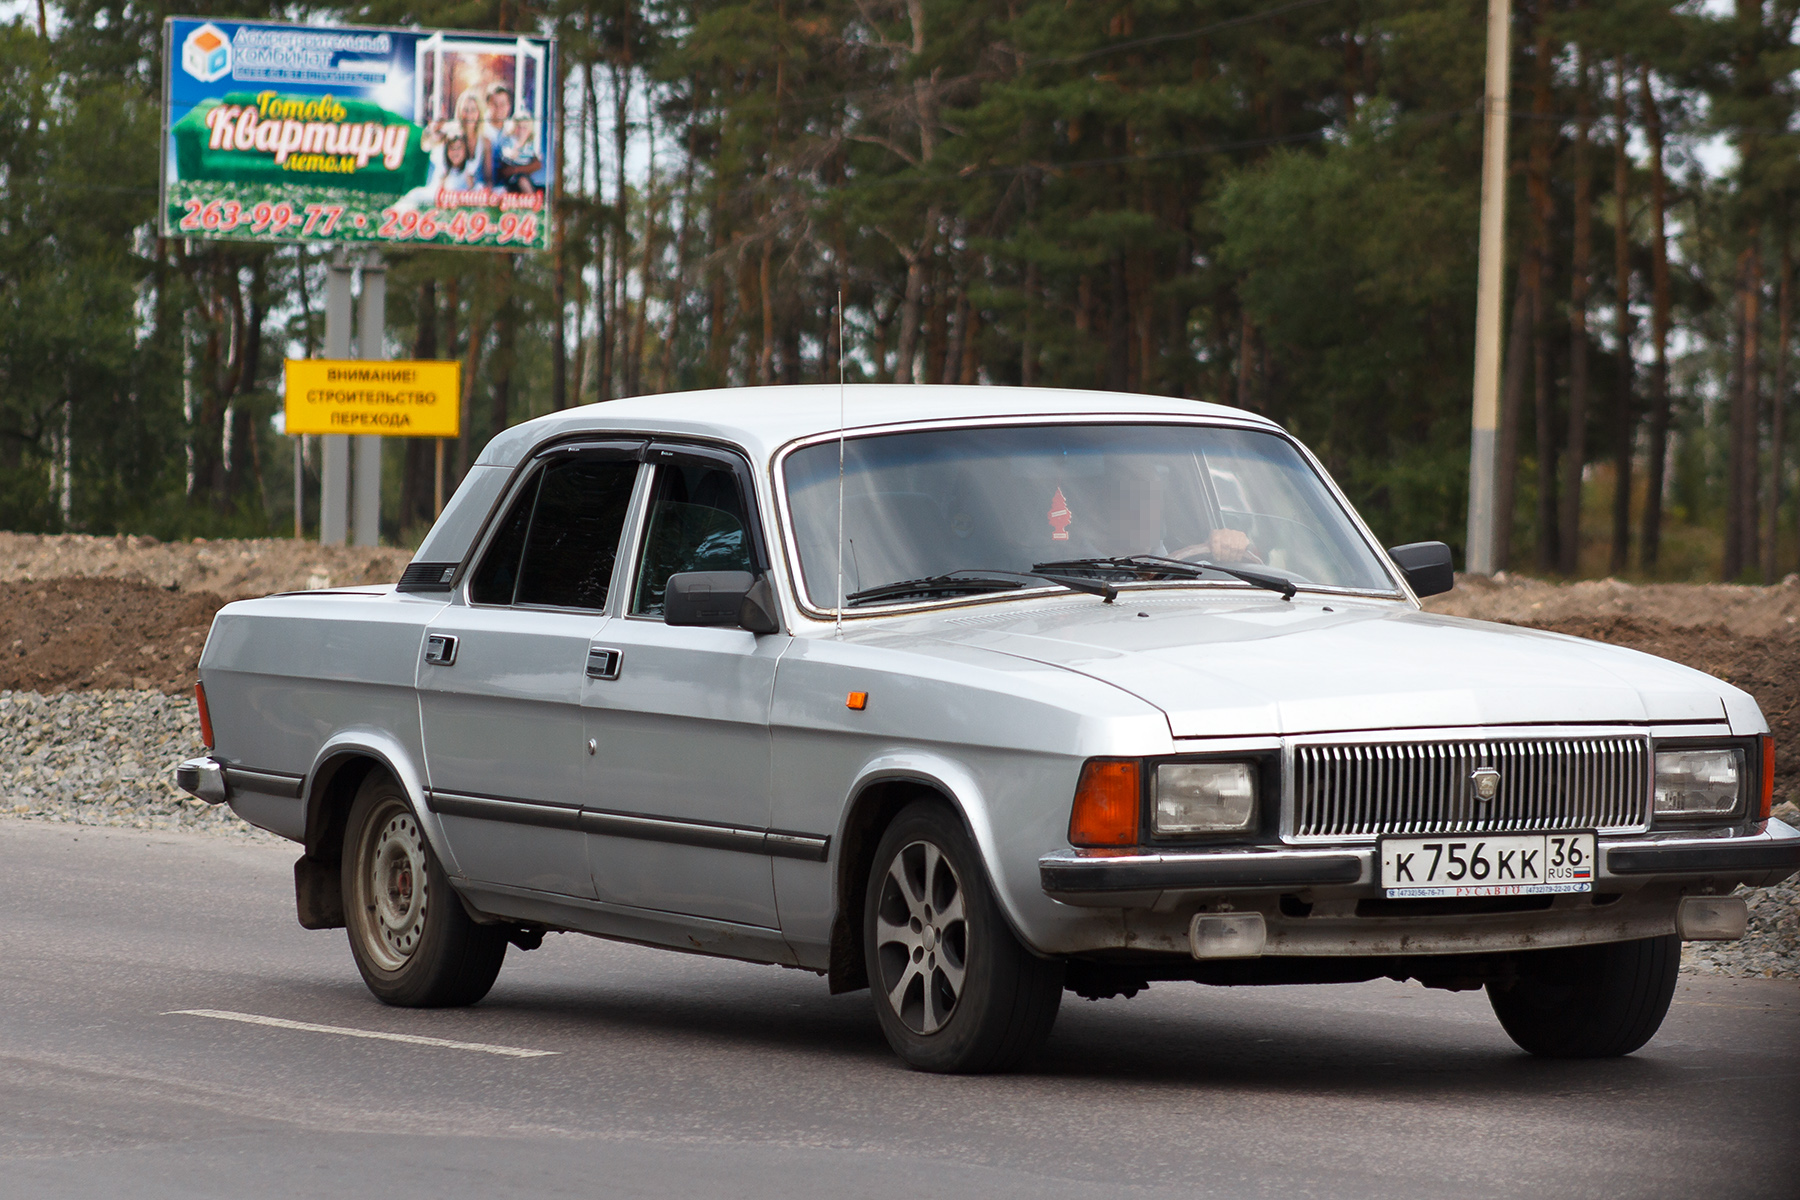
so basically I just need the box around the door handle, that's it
[586,647,622,680]
[424,634,457,666]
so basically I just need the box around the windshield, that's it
[782,423,1396,608]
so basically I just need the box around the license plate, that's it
[1379,832,1595,899]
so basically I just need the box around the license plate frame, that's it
[1378,832,1596,899]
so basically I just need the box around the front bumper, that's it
[1039,818,1800,905]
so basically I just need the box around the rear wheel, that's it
[1487,935,1680,1058]
[864,802,1063,1073]
[342,771,507,1006]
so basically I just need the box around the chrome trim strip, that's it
[222,766,304,800]
[426,790,830,862]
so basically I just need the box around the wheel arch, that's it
[826,754,1023,995]
[302,731,450,872]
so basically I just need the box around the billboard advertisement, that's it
[162,18,554,251]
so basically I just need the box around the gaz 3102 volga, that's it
[179,385,1800,1072]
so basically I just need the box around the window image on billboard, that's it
[161,18,555,251]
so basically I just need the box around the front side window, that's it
[782,423,1395,608]
[469,456,639,608]
[630,461,756,616]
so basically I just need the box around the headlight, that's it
[1654,749,1744,819]
[1153,762,1257,834]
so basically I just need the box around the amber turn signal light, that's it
[195,682,214,749]
[846,691,868,710]
[1069,759,1140,848]
[1760,734,1775,821]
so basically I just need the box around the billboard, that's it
[162,18,554,251]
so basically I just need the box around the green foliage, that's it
[1,1,1792,582]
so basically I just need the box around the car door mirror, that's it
[664,571,781,634]
[1386,541,1455,597]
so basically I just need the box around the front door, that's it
[583,449,787,928]
[420,449,643,898]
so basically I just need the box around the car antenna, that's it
[835,287,846,638]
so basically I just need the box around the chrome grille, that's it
[1290,737,1649,839]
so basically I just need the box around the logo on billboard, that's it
[182,23,232,83]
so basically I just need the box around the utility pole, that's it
[321,251,353,546]
[354,255,386,547]
[1465,0,1513,576]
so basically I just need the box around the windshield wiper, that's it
[846,568,1118,607]
[1032,555,1298,601]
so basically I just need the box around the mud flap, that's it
[294,854,345,930]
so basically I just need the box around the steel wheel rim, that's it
[874,839,969,1035]
[356,800,428,972]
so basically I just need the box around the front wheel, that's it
[1487,935,1680,1058]
[342,771,508,1007]
[864,802,1063,1073]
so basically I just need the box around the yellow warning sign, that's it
[283,359,461,437]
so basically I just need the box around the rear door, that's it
[419,444,644,898]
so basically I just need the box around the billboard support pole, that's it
[321,250,353,546]
[353,253,386,547]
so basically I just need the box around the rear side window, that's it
[470,457,640,609]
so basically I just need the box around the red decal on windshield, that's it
[1048,488,1073,540]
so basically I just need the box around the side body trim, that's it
[426,790,830,862]
[224,766,305,799]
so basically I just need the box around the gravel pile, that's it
[0,687,1792,976]
[0,688,276,841]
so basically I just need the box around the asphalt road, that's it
[2,817,1795,1200]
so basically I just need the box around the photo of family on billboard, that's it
[404,33,547,209]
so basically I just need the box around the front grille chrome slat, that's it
[1290,736,1649,840]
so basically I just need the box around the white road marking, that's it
[165,1009,559,1058]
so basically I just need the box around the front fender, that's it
[305,729,457,875]
[838,750,1121,956]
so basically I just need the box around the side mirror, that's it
[1387,542,1455,598]
[664,571,781,634]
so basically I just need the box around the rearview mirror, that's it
[664,571,781,634]
[1386,542,1455,598]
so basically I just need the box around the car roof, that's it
[475,384,1282,469]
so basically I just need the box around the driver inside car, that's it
[1066,458,1260,564]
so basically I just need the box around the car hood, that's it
[906,595,1743,737]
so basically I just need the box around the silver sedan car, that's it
[180,385,1800,1072]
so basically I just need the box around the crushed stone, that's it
[0,689,277,843]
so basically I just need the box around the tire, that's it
[342,771,508,1007]
[864,802,1063,1073]
[1487,935,1680,1058]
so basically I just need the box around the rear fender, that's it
[304,729,455,875]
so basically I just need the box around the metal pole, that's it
[321,254,354,546]
[1465,0,1513,577]
[434,438,445,516]
[353,255,386,547]
[293,437,304,539]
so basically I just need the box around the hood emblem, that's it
[1470,766,1501,803]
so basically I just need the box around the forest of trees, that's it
[1,1,1796,580]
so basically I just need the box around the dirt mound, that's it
[0,532,411,596]
[0,578,231,695]
[1427,572,1800,638]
